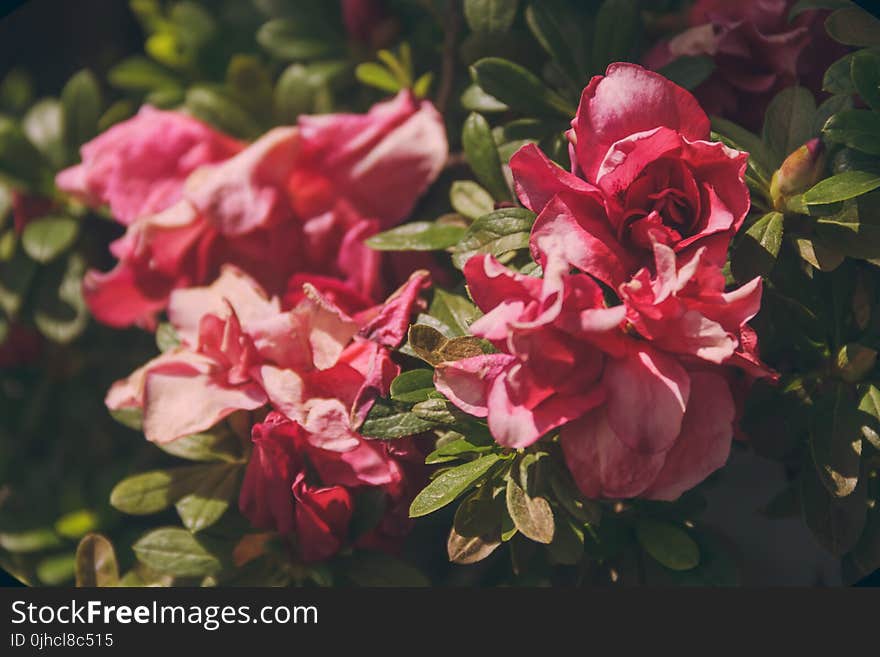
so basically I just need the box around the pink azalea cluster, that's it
[436,64,774,501]
[107,265,431,562]
[644,0,848,130]
[57,91,447,329]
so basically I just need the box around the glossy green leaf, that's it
[428,288,480,336]
[257,18,341,60]
[470,57,576,118]
[463,112,511,200]
[823,109,880,155]
[133,527,223,577]
[731,211,784,281]
[356,62,401,93]
[461,84,508,113]
[366,221,467,251]
[185,87,260,140]
[800,455,867,557]
[525,3,582,84]
[450,180,495,220]
[762,86,816,162]
[452,207,535,269]
[158,429,243,463]
[804,170,880,205]
[32,253,89,343]
[361,397,439,439]
[851,50,880,111]
[108,56,180,91]
[175,463,241,532]
[390,369,436,403]
[0,528,61,553]
[54,509,99,540]
[22,99,66,168]
[410,454,503,517]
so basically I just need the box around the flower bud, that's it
[770,138,825,211]
[836,343,878,383]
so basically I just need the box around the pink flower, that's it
[435,252,768,500]
[643,0,848,130]
[106,266,429,445]
[621,242,764,366]
[79,92,447,329]
[513,63,750,289]
[239,411,418,562]
[56,106,243,225]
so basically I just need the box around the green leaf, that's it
[54,509,99,540]
[762,86,816,162]
[21,216,79,264]
[592,0,640,73]
[175,463,241,532]
[800,454,867,557]
[109,407,143,431]
[156,322,181,352]
[33,252,89,343]
[547,463,601,525]
[525,3,583,85]
[804,170,880,205]
[22,99,66,168]
[410,454,504,517]
[257,18,341,60]
[356,62,402,93]
[133,527,223,577]
[461,84,508,113]
[810,382,862,498]
[0,528,61,553]
[825,6,880,47]
[711,116,776,180]
[794,235,845,271]
[463,112,511,201]
[823,52,856,95]
[428,288,480,336]
[471,57,576,118]
[823,110,880,155]
[815,201,880,259]
[107,56,180,91]
[36,553,76,585]
[547,516,585,565]
[366,221,466,251]
[158,429,243,463]
[361,397,438,439]
[450,180,495,220]
[185,87,260,140]
[0,116,53,192]
[99,100,135,133]
[425,434,495,464]
[61,70,102,158]
[110,464,225,515]
[75,534,119,587]
[452,207,535,269]
[464,0,519,34]
[390,369,435,403]
[341,551,429,587]
[505,476,554,544]
[635,519,700,571]
[851,50,880,111]
[731,211,785,281]
[657,56,715,91]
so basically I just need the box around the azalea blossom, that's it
[61,92,447,329]
[512,63,750,289]
[643,0,848,129]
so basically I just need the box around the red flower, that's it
[513,63,749,289]
[71,92,446,329]
[643,0,848,129]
